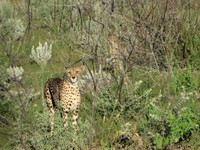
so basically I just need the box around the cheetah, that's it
[44,66,84,133]
[108,35,129,72]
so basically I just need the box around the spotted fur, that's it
[44,66,84,133]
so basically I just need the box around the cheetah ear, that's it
[65,66,70,72]
[80,66,85,72]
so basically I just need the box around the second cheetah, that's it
[108,35,129,72]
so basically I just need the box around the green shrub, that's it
[173,68,198,92]
[94,79,153,119]
[140,96,199,149]
[95,86,119,115]
[152,107,198,149]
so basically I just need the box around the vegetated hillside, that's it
[0,0,200,149]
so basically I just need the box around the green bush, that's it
[173,68,198,92]
[95,86,119,115]
[140,96,199,149]
[94,79,153,119]
[152,107,198,149]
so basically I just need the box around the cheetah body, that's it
[60,81,81,112]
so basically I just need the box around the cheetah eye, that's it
[76,71,79,74]
[67,71,71,74]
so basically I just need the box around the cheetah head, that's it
[65,66,84,84]
[108,35,118,44]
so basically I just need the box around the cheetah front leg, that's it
[72,110,79,131]
[62,109,78,131]
[62,111,69,128]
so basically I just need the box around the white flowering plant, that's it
[30,42,52,67]
[7,66,24,81]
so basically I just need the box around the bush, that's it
[0,0,25,42]
[140,93,199,149]
[173,68,198,92]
